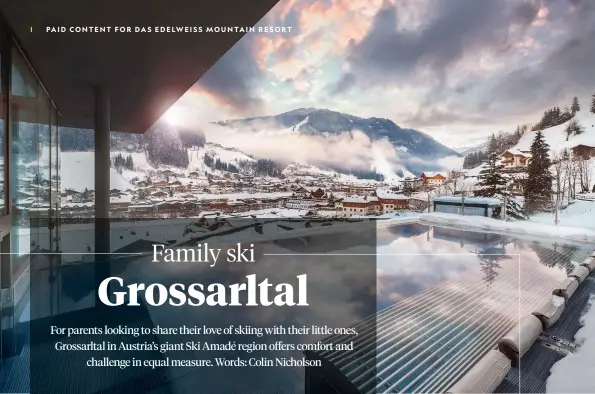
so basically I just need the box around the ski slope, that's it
[61,151,133,192]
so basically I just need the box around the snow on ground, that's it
[514,111,595,153]
[546,295,595,393]
[60,152,132,192]
[532,199,595,229]
[111,151,152,171]
[419,212,595,243]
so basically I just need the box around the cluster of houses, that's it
[55,176,436,219]
[18,164,469,221]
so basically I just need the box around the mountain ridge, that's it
[215,107,461,160]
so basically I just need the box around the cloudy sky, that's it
[166,0,595,149]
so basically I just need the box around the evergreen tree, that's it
[571,97,580,114]
[514,126,522,141]
[402,182,413,196]
[487,133,498,154]
[475,152,507,197]
[591,94,595,114]
[523,130,553,214]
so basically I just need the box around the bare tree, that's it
[577,157,593,193]
[443,171,465,195]
[567,155,580,199]
[551,151,568,202]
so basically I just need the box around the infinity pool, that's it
[11,222,594,394]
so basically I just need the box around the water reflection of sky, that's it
[375,224,589,311]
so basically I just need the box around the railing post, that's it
[461,194,465,216]
[554,195,559,226]
[504,195,507,221]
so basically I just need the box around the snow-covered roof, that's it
[422,171,448,178]
[342,196,370,204]
[376,189,410,200]
[501,149,531,158]
[432,196,502,206]
[110,195,132,204]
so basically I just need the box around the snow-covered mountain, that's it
[57,107,464,185]
[456,141,489,156]
[215,108,460,160]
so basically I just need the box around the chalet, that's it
[152,180,169,187]
[292,185,310,198]
[309,187,325,199]
[500,149,531,167]
[376,190,410,212]
[421,172,447,186]
[335,196,380,216]
[570,144,595,159]
[401,177,423,189]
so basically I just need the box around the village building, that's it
[500,149,531,167]
[401,177,423,189]
[336,196,376,216]
[341,186,376,195]
[376,190,410,213]
[283,199,317,210]
[109,195,132,213]
[570,144,595,159]
[421,172,448,186]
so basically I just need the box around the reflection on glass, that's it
[51,107,61,252]
[0,51,4,214]
[11,47,53,276]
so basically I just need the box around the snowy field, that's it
[531,200,595,229]
[60,152,133,191]
[419,211,595,244]
[546,295,595,393]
